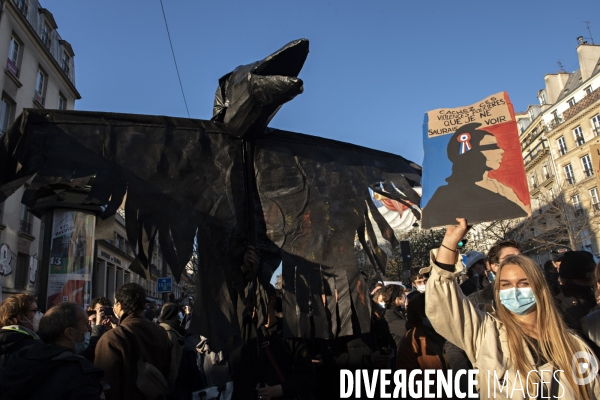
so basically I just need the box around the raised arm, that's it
[422,218,489,363]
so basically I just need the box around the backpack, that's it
[120,327,168,399]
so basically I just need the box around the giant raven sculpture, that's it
[0,39,422,349]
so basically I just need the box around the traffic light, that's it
[458,239,468,249]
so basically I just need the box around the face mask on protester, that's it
[499,287,536,315]
[23,311,43,333]
[70,328,90,354]
[416,285,426,293]
[487,272,496,282]
[378,302,386,309]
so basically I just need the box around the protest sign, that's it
[421,92,530,228]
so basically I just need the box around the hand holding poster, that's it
[421,92,531,229]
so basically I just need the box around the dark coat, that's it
[0,341,103,399]
[94,314,172,400]
[384,306,407,353]
[0,326,39,364]
[553,284,596,330]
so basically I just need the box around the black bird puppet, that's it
[0,39,422,349]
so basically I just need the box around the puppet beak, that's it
[213,39,309,140]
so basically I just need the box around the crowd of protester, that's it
[2,222,600,398]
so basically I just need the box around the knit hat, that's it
[464,251,486,270]
[558,251,595,280]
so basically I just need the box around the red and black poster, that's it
[421,92,531,228]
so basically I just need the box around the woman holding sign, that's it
[422,218,600,399]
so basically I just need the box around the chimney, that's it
[577,43,600,82]
[544,73,571,104]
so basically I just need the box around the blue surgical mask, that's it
[71,328,90,354]
[499,287,536,315]
[487,272,496,282]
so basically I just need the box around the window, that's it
[573,126,585,146]
[539,91,547,105]
[41,21,51,49]
[586,86,593,95]
[530,173,539,188]
[592,115,600,136]
[16,0,28,16]
[572,194,583,216]
[558,136,568,155]
[58,93,66,110]
[582,154,594,177]
[591,187,600,212]
[19,205,31,235]
[34,68,46,105]
[6,35,21,76]
[568,97,577,107]
[60,51,70,74]
[543,163,551,180]
[0,95,13,135]
[564,163,575,185]
[581,229,593,252]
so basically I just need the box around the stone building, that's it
[0,0,80,301]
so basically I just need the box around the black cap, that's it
[559,251,595,280]
[551,246,571,261]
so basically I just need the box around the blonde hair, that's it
[0,294,36,328]
[495,255,594,399]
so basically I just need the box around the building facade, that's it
[0,0,80,302]
[515,43,600,264]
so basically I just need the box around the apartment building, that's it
[0,0,80,301]
[516,42,600,264]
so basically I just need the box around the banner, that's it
[421,92,530,228]
[46,210,95,308]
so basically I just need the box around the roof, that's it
[556,69,581,103]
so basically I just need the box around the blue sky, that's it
[43,0,599,166]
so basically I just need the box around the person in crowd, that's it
[371,282,384,296]
[380,284,407,355]
[425,218,600,399]
[82,296,116,363]
[410,267,428,293]
[582,261,600,346]
[95,283,172,400]
[553,250,596,331]
[468,239,521,308]
[0,302,104,399]
[230,284,316,400]
[0,294,41,364]
[459,251,486,296]
[550,246,570,272]
[159,303,185,399]
[397,292,450,398]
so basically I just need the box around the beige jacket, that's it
[421,249,600,400]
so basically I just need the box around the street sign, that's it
[157,277,172,294]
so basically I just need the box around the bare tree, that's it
[506,179,599,253]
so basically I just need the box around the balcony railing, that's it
[41,35,51,50]
[585,169,595,178]
[544,116,564,133]
[523,141,549,167]
[19,220,31,235]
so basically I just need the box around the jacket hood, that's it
[0,326,38,356]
